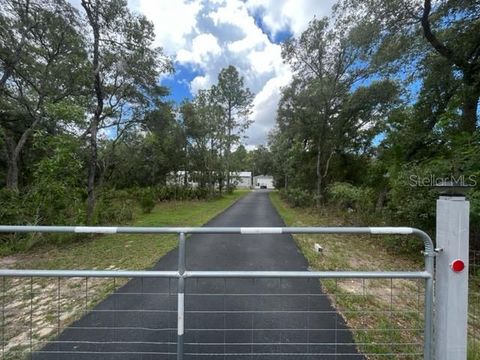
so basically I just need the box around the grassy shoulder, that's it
[270,191,427,357]
[271,191,480,359]
[2,190,248,356]
[3,190,248,270]
[270,191,423,271]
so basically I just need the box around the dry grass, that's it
[270,192,428,359]
[271,191,480,359]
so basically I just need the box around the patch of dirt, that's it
[2,276,110,357]
[0,256,18,268]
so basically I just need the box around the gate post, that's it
[177,232,186,360]
[435,194,470,359]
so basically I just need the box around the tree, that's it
[80,0,171,223]
[247,145,274,176]
[180,89,222,191]
[337,0,480,133]
[212,66,253,191]
[0,0,87,190]
[280,18,398,205]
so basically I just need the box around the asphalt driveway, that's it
[36,190,363,359]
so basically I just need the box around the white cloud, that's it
[135,0,201,54]
[176,33,222,65]
[246,0,335,36]
[246,68,292,145]
[190,74,213,94]
[130,0,334,146]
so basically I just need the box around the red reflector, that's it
[451,259,465,273]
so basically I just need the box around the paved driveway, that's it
[37,191,363,359]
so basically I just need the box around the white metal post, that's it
[435,195,470,360]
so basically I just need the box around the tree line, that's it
[268,0,480,250]
[1,0,478,252]
[0,0,259,236]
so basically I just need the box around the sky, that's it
[125,0,336,149]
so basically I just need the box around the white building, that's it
[167,171,253,189]
[253,175,275,189]
[231,172,252,189]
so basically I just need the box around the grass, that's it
[0,190,248,358]
[470,266,480,359]
[271,191,480,359]
[6,190,247,271]
[270,192,428,359]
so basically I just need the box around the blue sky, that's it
[162,65,201,104]
[163,17,293,105]
[131,0,336,147]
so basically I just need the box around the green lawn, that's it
[6,190,248,271]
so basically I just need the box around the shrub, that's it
[94,190,135,224]
[280,188,314,207]
[327,182,375,213]
[139,188,155,214]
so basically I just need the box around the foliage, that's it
[180,66,254,192]
[246,145,274,176]
[0,0,478,255]
[0,0,88,190]
[327,182,374,213]
[275,18,399,206]
[279,188,314,208]
[336,0,480,133]
[269,1,479,252]
[93,190,135,224]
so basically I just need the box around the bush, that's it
[139,188,155,214]
[0,183,217,254]
[150,185,212,202]
[327,182,375,213]
[94,190,134,224]
[280,188,314,207]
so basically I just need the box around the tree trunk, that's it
[4,136,19,191]
[84,0,103,224]
[4,117,41,191]
[461,85,479,133]
[86,121,98,224]
[225,106,232,190]
[6,157,19,191]
[316,144,322,208]
[226,142,231,190]
[375,189,388,212]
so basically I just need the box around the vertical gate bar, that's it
[177,232,186,360]
[424,253,434,360]
[29,277,33,360]
[2,277,5,359]
[57,277,60,354]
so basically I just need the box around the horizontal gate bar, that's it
[184,270,432,279]
[0,269,179,278]
[0,225,422,235]
[0,269,430,279]
[0,225,435,255]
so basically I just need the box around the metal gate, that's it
[0,226,434,359]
